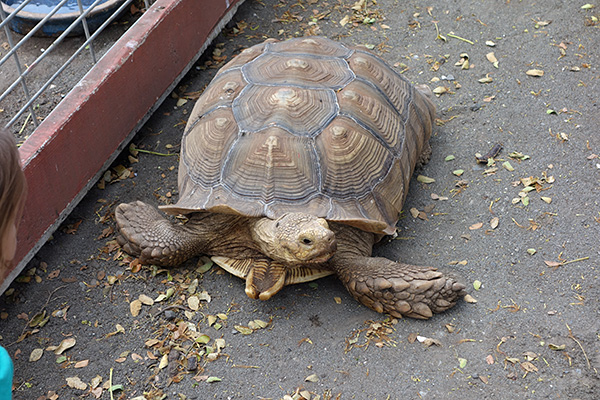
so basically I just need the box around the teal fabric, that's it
[0,346,12,400]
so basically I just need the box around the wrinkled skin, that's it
[116,201,465,319]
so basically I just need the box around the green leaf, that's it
[109,385,124,392]
[546,109,557,115]
[29,310,48,328]
[458,357,467,369]
[445,155,455,161]
[196,259,213,274]
[548,343,566,351]
[522,196,530,206]
[417,175,436,184]
[473,280,482,290]
[581,3,594,9]
[453,169,464,176]
[502,161,514,171]
[206,376,222,383]
[196,335,211,344]
[56,355,67,364]
[527,248,537,255]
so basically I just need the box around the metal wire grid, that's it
[0,0,153,135]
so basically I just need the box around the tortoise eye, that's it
[302,238,312,245]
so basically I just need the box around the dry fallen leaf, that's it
[130,299,142,317]
[544,260,563,267]
[486,52,499,68]
[66,376,88,391]
[74,359,89,368]
[464,294,478,303]
[305,374,319,382]
[520,361,539,372]
[138,294,154,306]
[54,338,76,355]
[490,217,499,229]
[485,354,495,364]
[29,348,43,362]
[158,354,169,369]
[432,86,449,96]
[188,295,200,311]
[469,222,483,230]
[417,175,435,183]
[526,69,544,77]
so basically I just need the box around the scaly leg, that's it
[115,201,207,266]
[329,224,465,319]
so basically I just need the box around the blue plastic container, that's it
[1,0,126,37]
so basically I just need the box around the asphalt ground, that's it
[1,0,599,399]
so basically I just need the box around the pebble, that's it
[164,310,177,321]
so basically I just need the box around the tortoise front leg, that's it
[115,201,206,266]
[329,224,466,319]
[332,256,465,319]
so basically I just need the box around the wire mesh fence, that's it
[0,0,154,142]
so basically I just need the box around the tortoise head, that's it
[251,213,337,265]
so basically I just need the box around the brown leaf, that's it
[407,332,418,343]
[47,269,61,279]
[138,294,154,306]
[130,258,142,273]
[54,338,76,355]
[520,361,539,372]
[464,294,478,303]
[64,220,83,234]
[526,69,544,77]
[486,52,498,64]
[544,260,563,267]
[74,360,89,368]
[490,217,499,229]
[29,348,43,362]
[130,299,142,317]
[469,222,483,230]
[485,354,495,364]
[66,376,87,391]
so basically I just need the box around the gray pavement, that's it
[1,0,599,399]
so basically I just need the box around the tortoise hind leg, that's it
[332,256,465,319]
[115,200,205,266]
[417,140,432,168]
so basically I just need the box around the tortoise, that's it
[115,36,465,319]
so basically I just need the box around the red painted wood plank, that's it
[1,0,244,291]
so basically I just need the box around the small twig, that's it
[131,147,177,157]
[8,285,65,347]
[432,21,446,42]
[150,304,190,318]
[18,113,31,136]
[566,323,597,374]
[109,368,114,400]
[561,256,589,266]
[447,33,474,45]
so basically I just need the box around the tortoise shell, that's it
[160,37,435,235]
